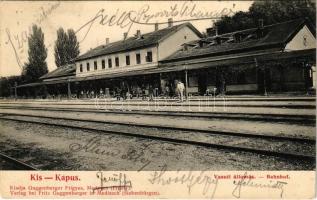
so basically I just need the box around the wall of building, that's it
[285,25,316,51]
[158,26,201,60]
[269,63,307,91]
[75,25,200,78]
[226,84,258,92]
[76,46,158,77]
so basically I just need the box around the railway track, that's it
[0,105,315,125]
[0,102,315,109]
[0,113,315,162]
[0,152,38,170]
[0,96,315,102]
[0,111,314,143]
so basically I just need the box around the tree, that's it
[215,0,316,34]
[22,25,48,83]
[54,28,68,68]
[54,28,80,67]
[0,76,22,97]
[66,29,80,62]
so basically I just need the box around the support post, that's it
[67,79,71,99]
[254,58,258,84]
[185,69,188,100]
[263,66,268,96]
[303,61,312,94]
[14,82,17,101]
[159,73,162,96]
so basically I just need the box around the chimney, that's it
[123,32,128,40]
[106,38,109,45]
[183,44,188,51]
[154,23,159,31]
[206,28,213,37]
[136,30,141,38]
[206,26,218,37]
[168,18,173,27]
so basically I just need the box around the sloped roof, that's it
[39,63,76,80]
[162,18,316,62]
[75,23,202,61]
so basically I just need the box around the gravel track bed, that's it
[0,120,315,170]
[1,115,315,157]
[0,109,314,139]
[0,103,315,116]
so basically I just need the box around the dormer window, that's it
[146,51,152,62]
[215,37,221,45]
[233,34,241,43]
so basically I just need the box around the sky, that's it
[0,1,253,77]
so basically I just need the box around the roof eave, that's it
[40,73,76,81]
[161,43,284,63]
[74,43,157,62]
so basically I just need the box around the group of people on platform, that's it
[76,80,186,102]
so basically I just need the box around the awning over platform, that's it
[16,48,315,88]
[16,82,43,88]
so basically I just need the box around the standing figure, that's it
[165,84,170,99]
[91,90,95,98]
[149,84,154,101]
[115,87,121,101]
[141,85,146,100]
[80,90,84,98]
[99,88,104,98]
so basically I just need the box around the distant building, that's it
[16,18,316,98]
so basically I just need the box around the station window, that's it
[146,51,152,62]
[102,59,105,69]
[94,61,98,70]
[115,57,119,67]
[126,55,130,66]
[108,58,112,68]
[136,53,141,64]
[86,62,90,71]
[79,64,83,72]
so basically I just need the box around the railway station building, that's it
[16,18,316,99]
